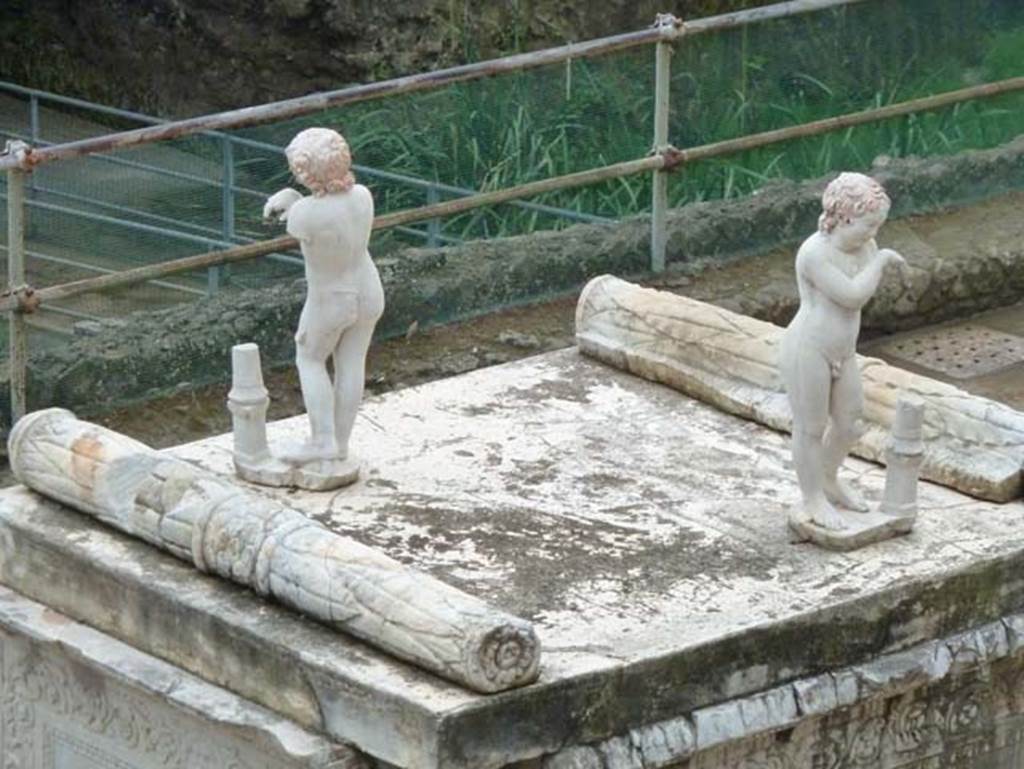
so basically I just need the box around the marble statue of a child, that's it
[263,127,384,466]
[780,172,904,531]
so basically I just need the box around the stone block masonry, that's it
[0,586,362,768]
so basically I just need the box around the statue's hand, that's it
[879,248,906,268]
[263,188,303,223]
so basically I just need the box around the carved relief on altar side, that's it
[0,631,279,769]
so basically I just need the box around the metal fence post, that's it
[221,135,236,242]
[28,95,39,197]
[206,239,221,296]
[426,185,441,248]
[210,135,236,293]
[6,141,29,423]
[650,15,677,274]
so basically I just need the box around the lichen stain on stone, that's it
[508,457,559,487]
[324,494,781,625]
[460,404,496,418]
[362,476,400,492]
[462,367,610,417]
[578,472,634,491]
[483,442,505,468]
[506,375,596,406]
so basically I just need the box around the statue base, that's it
[788,508,916,552]
[235,454,361,491]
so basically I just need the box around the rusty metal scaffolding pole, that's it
[0,0,872,174]
[0,30,674,173]
[5,142,29,423]
[682,0,868,35]
[2,72,1024,317]
[650,15,677,273]
[0,153,670,314]
[669,74,1024,164]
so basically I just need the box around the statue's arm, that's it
[263,188,304,223]
[801,243,900,310]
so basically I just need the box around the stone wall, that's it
[0,587,361,769]
[539,617,1024,769]
[4,135,1024,424]
[9,565,1020,769]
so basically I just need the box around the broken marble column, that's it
[881,395,925,524]
[228,342,271,468]
[227,342,360,489]
[226,342,357,490]
[576,275,1024,503]
[7,408,541,693]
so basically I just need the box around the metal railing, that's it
[3,0,1024,423]
[0,80,610,258]
[2,80,616,305]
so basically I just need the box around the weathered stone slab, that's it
[0,585,363,769]
[543,612,1024,768]
[552,622,1024,768]
[575,274,1024,501]
[0,488,467,769]
[3,350,1024,769]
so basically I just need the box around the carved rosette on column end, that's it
[463,621,542,693]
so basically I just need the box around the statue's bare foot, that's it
[824,478,868,512]
[279,440,341,465]
[808,498,848,531]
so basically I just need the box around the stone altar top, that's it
[2,349,1023,768]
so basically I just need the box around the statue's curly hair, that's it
[818,172,890,234]
[285,127,356,196]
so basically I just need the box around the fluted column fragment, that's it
[575,275,1024,502]
[8,408,541,693]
